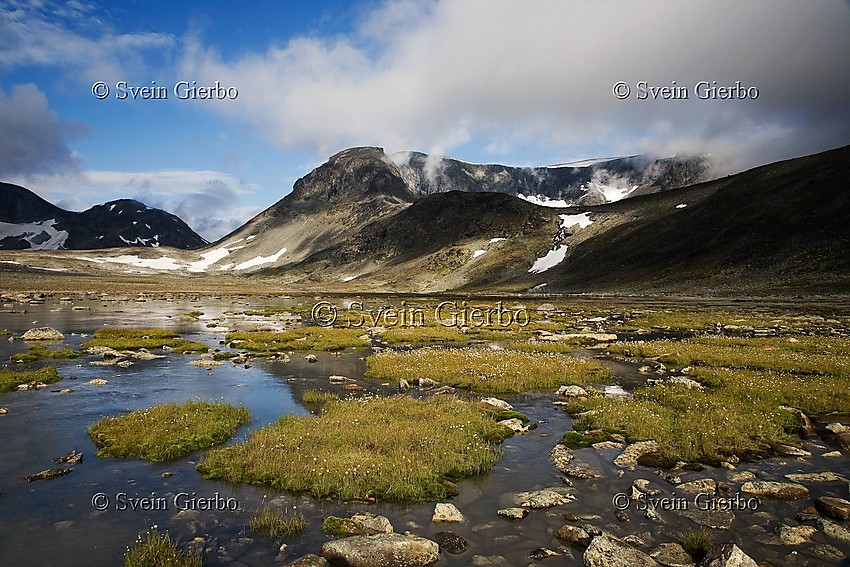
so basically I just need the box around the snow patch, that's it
[546,157,619,168]
[675,203,688,209]
[559,213,593,229]
[246,235,257,240]
[77,255,182,270]
[341,276,356,282]
[528,245,568,274]
[187,247,233,273]
[471,250,487,259]
[518,194,569,208]
[233,247,287,271]
[488,237,506,244]
[0,219,69,250]
[109,204,116,212]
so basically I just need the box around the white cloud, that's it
[179,0,850,172]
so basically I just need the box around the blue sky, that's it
[2,1,849,241]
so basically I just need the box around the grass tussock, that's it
[609,338,850,376]
[250,507,308,542]
[226,327,368,353]
[0,366,61,392]
[611,310,805,332]
[82,328,208,353]
[124,529,201,567]
[10,345,80,364]
[678,528,714,562]
[302,390,338,404]
[365,348,609,394]
[89,400,252,462]
[197,396,511,502]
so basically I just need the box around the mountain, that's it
[388,150,710,206]
[0,183,207,250]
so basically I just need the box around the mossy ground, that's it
[226,327,368,353]
[197,396,512,502]
[10,345,80,364]
[365,348,609,394]
[0,366,61,392]
[302,390,338,404]
[82,328,208,353]
[89,400,252,462]
[124,530,201,567]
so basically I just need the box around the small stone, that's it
[563,512,579,522]
[676,478,716,493]
[0,407,7,415]
[479,397,512,411]
[471,555,509,566]
[555,524,590,546]
[432,502,464,523]
[497,508,528,520]
[741,481,808,499]
[320,533,439,567]
[87,379,108,386]
[583,533,658,567]
[555,385,588,398]
[25,468,73,482]
[188,359,222,367]
[434,531,468,555]
[776,444,811,457]
[633,479,663,496]
[282,554,329,567]
[342,383,366,391]
[592,441,625,450]
[823,451,842,457]
[161,472,174,478]
[775,524,817,545]
[53,450,82,465]
[615,510,629,522]
[528,548,558,560]
[622,534,645,547]
[810,544,846,561]
[305,354,317,363]
[328,375,353,384]
[497,418,528,434]
[815,496,850,521]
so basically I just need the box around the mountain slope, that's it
[0,183,207,250]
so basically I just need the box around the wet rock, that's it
[352,512,394,535]
[564,465,604,479]
[650,543,694,567]
[528,547,559,560]
[514,488,574,508]
[320,533,440,567]
[676,478,716,493]
[703,544,758,567]
[563,512,580,522]
[775,524,817,545]
[823,450,842,457]
[549,443,574,473]
[622,534,645,547]
[826,422,849,434]
[497,418,528,434]
[614,440,660,468]
[556,524,590,546]
[644,508,663,522]
[815,496,850,521]
[87,379,108,386]
[22,327,64,340]
[0,407,7,415]
[17,381,47,390]
[53,450,82,465]
[471,555,509,566]
[785,471,846,482]
[432,503,464,523]
[434,531,468,554]
[582,533,659,567]
[741,481,808,499]
[555,385,588,399]
[796,506,820,522]
[329,375,354,384]
[479,397,512,411]
[633,479,663,496]
[677,507,735,530]
[54,520,74,530]
[283,554,329,566]
[820,518,850,543]
[728,471,757,483]
[305,354,317,363]
[810,543,847,561]
[25,468,73,482]
[776,444,811,457]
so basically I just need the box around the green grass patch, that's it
[302,390,338,404]
[10,345,80,364]
[678,528,714,562]
[197,396,511,502]
[226,327,368,353]
[611,310,790,332]
[250,507,308,543]
[609,338,850,376]
[82,328,208,353]
[89,400,252,462]
[505,341,587,353]
[124,530,201,567]
[183,311,204,319]
[365,348,609,395]
[212,351,239,360]
[0,366,61,392]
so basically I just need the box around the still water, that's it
[0,297,848,566]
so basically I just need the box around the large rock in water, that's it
[703,544,758,567]
[583,533,659,566]
[320,533,440,567]
[21,327,65,340]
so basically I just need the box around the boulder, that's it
[283,555,329,567]
[514,488,574,509]
[556,385,589,398]
[816,497,850,521]
[614,441,660,468]
[320,533,440,567]
[582,533,659,567]
[479,397,512,411]
[21,327,64,340]
[497,418,528,434]
[740,481,808,499]
[703,544,757,567]
[432,503,464,523]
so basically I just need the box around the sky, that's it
[2,0,849,241]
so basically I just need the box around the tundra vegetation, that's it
[82,328,208,353]
[225,327,368,353]
[124,529,201,567]
[88,400,252,461]
[0,366,61,392]
[249,507,308,543]
[197,396,512,502]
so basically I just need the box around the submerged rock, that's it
[514,488,574,508]
[53,450,82,465]
[528,547,559,560]
[741,481,808,499]
[320,533,440,567]
[675,478,716,493]
[582,533,659,567]
[434,531,468,554]
[25,468,73,482]
[21,327,64,340]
